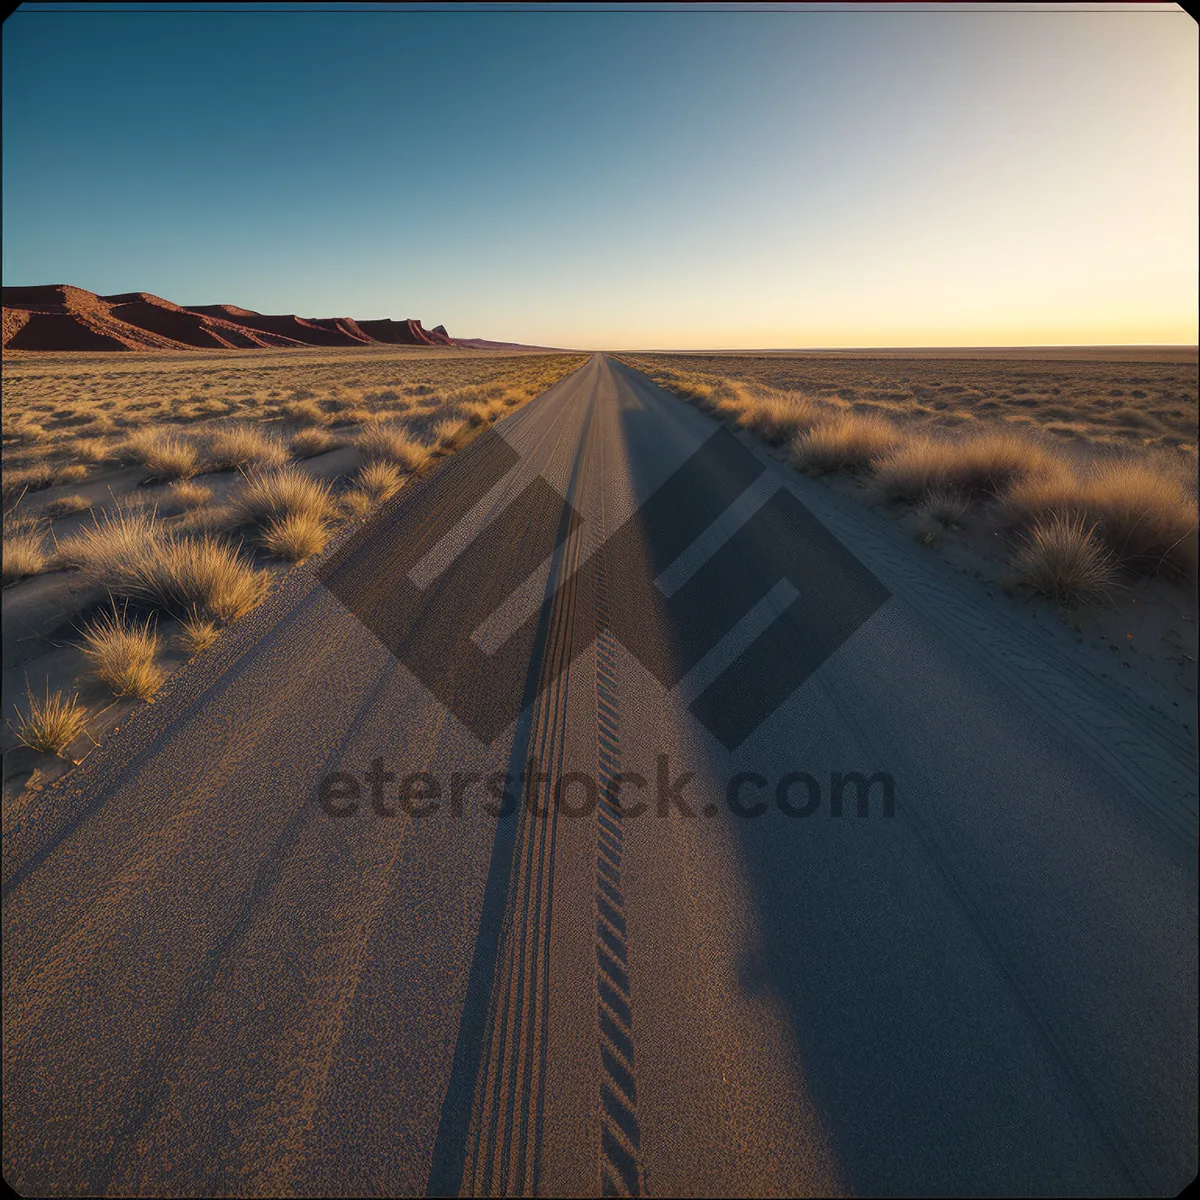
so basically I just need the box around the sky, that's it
[2,2,1197,350]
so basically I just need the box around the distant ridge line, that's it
[1,284,467,352]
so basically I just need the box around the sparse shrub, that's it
[260,512,330,562]
[792,413,901,475]
[1010,515,1120,606]
[43,494,92,519]
[177,613,221,655]
[123,428,200,479]
[77,605,166,699]
[914,488,970,529]
[168,480,214,509]
[283,399,330,427]
[2,520,49,584]
[871,431,1055,501]
[357,461,403,504]
[290,428,343,458]
[9,684,90,755]
[228,467,334,528]
[355,422,432,472]
[736,394,822,445]
[58,510,267,622]
[339,489,375,520]
[204,424,288,471]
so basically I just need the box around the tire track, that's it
[592,464,647,1198]
[458,396,595,1197]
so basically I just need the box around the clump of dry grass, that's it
[168,480,214,509]
[204,424,288,472]
[70,436,116,464]
[339,490,375,520]
[871,431,1055,502]
[2,517,50,585]
[1001,458,1198,579]
[1010,515,1120,606]
[55,463,90,485]
[282,398,330,427]
[330,404,373,427]
[735,394,822,445]
[58,510,268,622]
[120,534,269,622]
[431,418,463,447]
[5,417,49,443]
[228,467,334,529]
[357,461,403,504]
[8,684,89,756]
[260,512,330,562]
[289,428,343,458]
[177,613,221,656]
[792,413,901,475]
[43,494,92,519]
[77,605,166,699]
[123,428,200,480]
[2,463,56,499]
[355,422,432,472]
[914,488,970,529]
[56,507,161,576]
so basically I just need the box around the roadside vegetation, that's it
[2,347,586,792]
[622,354,1198,609]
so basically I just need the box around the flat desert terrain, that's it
[2,345,588,800]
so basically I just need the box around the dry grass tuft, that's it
[177,613,221,656]
[871,431,1055,501]
[1010,515,1120,606]
[44,494,93,519]
[120,534,269,622]
[77,605,166,699]
[289,428,343,458]
[55,464,90,485]
[355,421,433,472]
[357,461,403,504]
[260,512,331,562]
[2,518,50,584]
[914,488,970,529]
[57,507,161,577]
[9,684,90,755]
[431,418,463,447]
[792,413,901,475]
[123,428,200,480]
[168,480,214,509]
[735,394,822,445]
[339,489,375,520]
[204,424,288,472]
[228,467,334,529]
[282,398,331,427]
[1001,458,1197,579]
[58,510,268,622]
[2,463,56,500]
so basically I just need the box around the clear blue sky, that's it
[3,2,1196,348]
